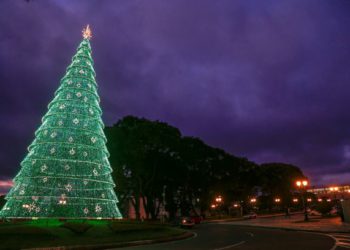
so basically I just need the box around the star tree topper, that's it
[82,25,92,40]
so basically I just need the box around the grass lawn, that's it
[0,219,187,249]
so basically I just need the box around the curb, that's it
[202,212,304,224]
[25,231,195,250]
[202,218,243,224]
[224,223,350,234]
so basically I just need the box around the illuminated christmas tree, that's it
[0,26,122,219]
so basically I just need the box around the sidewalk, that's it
[203,212,303,224]
[222,214,350,233]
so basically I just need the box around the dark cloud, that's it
[1,0,350,186]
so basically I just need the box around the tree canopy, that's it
[105,116,306,219]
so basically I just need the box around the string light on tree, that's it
[0,25,122,219]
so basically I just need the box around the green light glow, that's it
[0,35,122,219]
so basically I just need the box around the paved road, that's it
[121,223,338,250]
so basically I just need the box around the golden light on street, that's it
[233,204,239,208]
[215,196,222,203]
[296,179,309,187]
[275,198,281,203]
[250,198,257,203]
[307,198,312,202]
[318,198,322,202]
[327,198,331,202]
[211,204,216,208]
[293,198,298,203]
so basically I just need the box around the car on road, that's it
[243,212,257,219]
[190,215,203,224]
[180,217,195,228]
[307,208,321,216]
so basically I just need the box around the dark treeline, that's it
[106,116,305,220]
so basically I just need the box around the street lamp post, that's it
[296,180,309,222]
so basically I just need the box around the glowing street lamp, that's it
[296,180,308,187]
[317,198,323,202]
[307,198,312,202]
[215,196,223,203]
[275,198,281,203]
[295,179,309,221]
[250,198,257,203]
[292,198,298,203]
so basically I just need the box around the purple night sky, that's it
[1,0,350,192]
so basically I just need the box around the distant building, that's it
[308,185,350,200]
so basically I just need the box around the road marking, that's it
[246,232,254,237]
[327,233,350,250]
[214,241,246,250]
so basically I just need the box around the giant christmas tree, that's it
[0,26,122,219]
